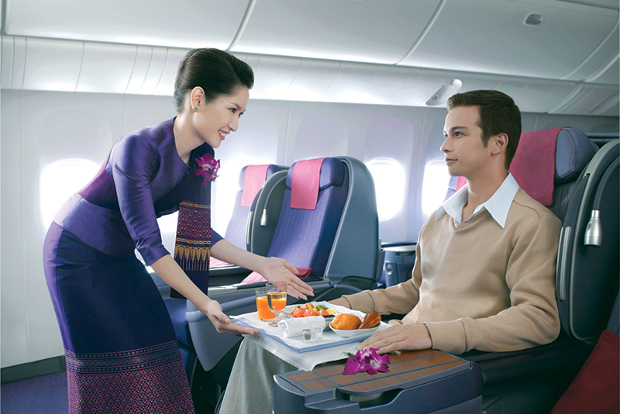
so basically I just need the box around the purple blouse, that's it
[54,118,223,265]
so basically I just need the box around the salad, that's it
[289,303,338,317]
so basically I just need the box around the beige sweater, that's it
[345,188,562,354]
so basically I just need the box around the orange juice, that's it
[268,292,287,312]
[256,296,276,320]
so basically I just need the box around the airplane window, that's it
[39,159,100,231]
[157,212,178,235]
[422,160,451,215]
[366,158,405,221]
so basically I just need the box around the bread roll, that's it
[359,312,381,329]
[331,313,362,330]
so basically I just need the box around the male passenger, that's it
[219,90,562,414]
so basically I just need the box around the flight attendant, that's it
[42,48,313,413]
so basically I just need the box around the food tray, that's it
[232,301,388,353]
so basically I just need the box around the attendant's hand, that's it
[260,257,314,300]
[203,299,259,335]
[359,324,432,354]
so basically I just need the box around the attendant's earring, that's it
[193,107,198,113]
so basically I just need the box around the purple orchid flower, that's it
[342,357,365,375]
[356,348,373,363]
[342,348,390,375]
[363,349,390,375]
[195,153,220,186]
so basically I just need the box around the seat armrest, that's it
[462,336,593,386]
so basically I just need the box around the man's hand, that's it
[359,324,432,354]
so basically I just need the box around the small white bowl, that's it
[329,322,380,338]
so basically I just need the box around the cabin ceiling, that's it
[1,0,619,116]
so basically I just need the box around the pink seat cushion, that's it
[240,267,312,284]
[240,165,271,207]
[209,257,231,268]
[290,158,325,210]
[550,330,619,414]
[509,128,561,207]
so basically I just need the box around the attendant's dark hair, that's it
[447,90,522,169]
[174,48,254,113]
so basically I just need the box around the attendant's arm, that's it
[426,214,562,354]
[151,254,259,335]
[211,239,313,300]
[112,137,258,335]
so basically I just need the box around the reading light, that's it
[425,79,462,107]
[524,13,544,26]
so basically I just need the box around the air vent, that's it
[425,79,463,106]
[524,13,544,26]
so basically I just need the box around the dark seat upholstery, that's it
[265,158,348,278]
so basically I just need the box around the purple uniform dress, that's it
[42,118,222,413]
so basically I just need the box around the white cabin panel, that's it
[76,42,137,94]
[1,90,30,368]
[22,38,83,92]
[247,55,302,101]
[400,0,619,80]
[3,0,249,49]
[587,55,620,85]
[561,22,619,83]
[153,48,191,96]
[125,46,159,95]
[139,47,168,95]
[231,0,442,64]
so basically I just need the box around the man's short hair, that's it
[447,90,522,169]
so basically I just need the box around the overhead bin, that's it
[2,0,250,49]
[399,0,619,81]
[228,0,442,65]
[3,0,618,86]
[1,35,617,116]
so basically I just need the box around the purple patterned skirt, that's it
[43,222,195,413]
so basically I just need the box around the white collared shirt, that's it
[436,173,519,228]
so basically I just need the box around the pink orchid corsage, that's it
[342,348,390,375]
[195,153,220,186]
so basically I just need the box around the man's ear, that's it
[491,133,509,155]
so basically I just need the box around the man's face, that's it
[441,106,493,180]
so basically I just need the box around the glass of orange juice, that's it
[266,282,287,326]
[255,287,276,322]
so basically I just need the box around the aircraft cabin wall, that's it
[1,0,619,373]
[1,87,618,369]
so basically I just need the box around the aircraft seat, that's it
[462,130,615,414]
[219,164,284,253]
[321,128,603,414]
[155,164,285,382]
[185,156,381,388]
[243,157,350,282]
[379,127,600,291]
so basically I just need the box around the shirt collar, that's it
[436,173,519,228]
